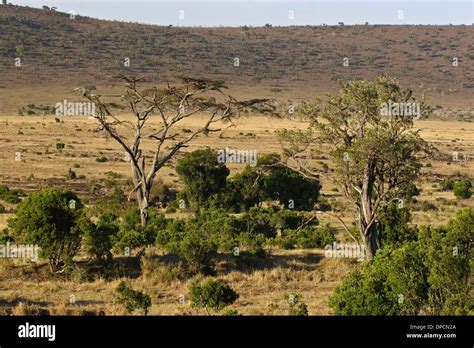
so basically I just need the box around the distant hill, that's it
[0,5,473,109]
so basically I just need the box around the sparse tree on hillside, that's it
[82,75,274,225]
[278,76,432,259]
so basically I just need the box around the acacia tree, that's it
[278,76,432,259]
[83,75,273,225]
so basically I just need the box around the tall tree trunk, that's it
[359,164,378,260]
[363,223,378,260]
[136,188,149,226]
[131,163,150,227]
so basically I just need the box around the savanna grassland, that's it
[0,114,472,315]
[0,4,472,316]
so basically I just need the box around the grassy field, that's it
[0,114,472,315]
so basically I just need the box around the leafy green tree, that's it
[176,148,229,207]
[189,278,239,315]
[278,76,432,259]
[8,188,85,272]
[263,163,321,211]
[222,166,265,212]
[84,76,272,226]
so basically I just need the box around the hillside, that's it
[0,4,473,112]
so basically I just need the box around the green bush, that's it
[221,166,265,212]
[439,178,456,191]
[177,227,218,274]
[95,156,108,163]
[330,208,473,315]
[453,179,472,199]
[176,149,229,207]
[83,213,119,260]
[0,204,5,213]
[114,281,151,315]
[8,188,86,272]
[261,156,321,211]
[278,224,336,249]
[0,185,24,204]
[420,208,473,314]
[189,278,239,314]
[112,208,167,253]
[330,242,429,315]
[378,202,416,248]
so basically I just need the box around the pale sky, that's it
[9,0,474,26]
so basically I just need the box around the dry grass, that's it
[0,115,472,315]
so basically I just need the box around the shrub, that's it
[281,225,336,249]
[95,156,108,163]
[189,278,239,314]
[114,281,151,315]
[285,293,309,316]
[0,204,5,213]
[83,213,119,260]
[378,202,416,248]
[177,227,218,274]
[453,179,472,199]
[439,178,456,191]
[176,149,229,207]
[8,188,86,272]
[262,159,321,211]
[221,166,265,212]
[56,142,65,150]
[113,208,167,253]
[419,208,473,315]
[0,185,23,204]
[329,242,428,315]
[330,208,473,315]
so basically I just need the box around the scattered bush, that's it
[96,156,108,163]
[285,293,309,316]
[114,281,151,315]
[189,278,239,314]
[177,227,218,274]
[83,213,119,260]
[453,179,472,199]
[0,185,24,204]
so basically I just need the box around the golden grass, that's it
[0,115,472,315]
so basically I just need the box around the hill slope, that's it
[0,5,473,110]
